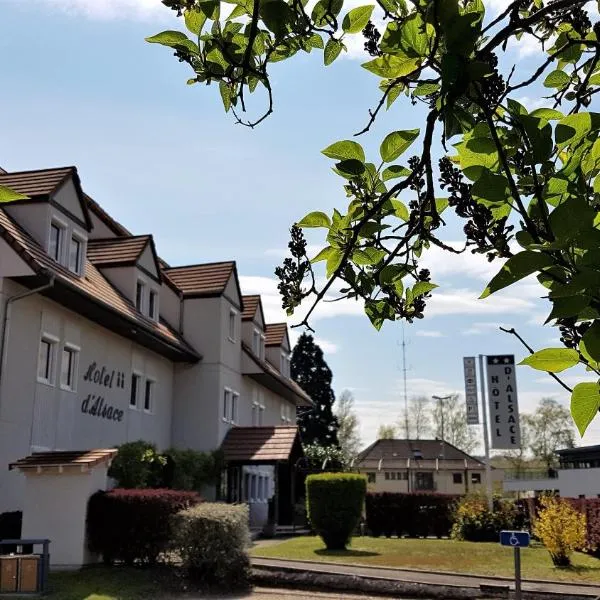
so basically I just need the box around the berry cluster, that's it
[558,318,591,350]
[477,52,506,111]
[362,21,382,57]
[275,225,310,315]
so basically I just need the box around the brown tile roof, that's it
[85,193,132,237]
[164,261,235,297]
[0,208,198,361]
[357,439,484,467]
[87,235,152,267]
[9,449,118,471]
[265,323,288,347]
[221,426,300,462]
[0,167,73,198]
[242,295,260,321]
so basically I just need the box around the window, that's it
[60,345,79,390]
[68,235,83,274]
[415,472,434,491]
[280,352,291,377]
[250,474,257,500]
[231,392,238,424]
[228,309,237,341]
[281,403,292,424]
[471,473,482,485]
[49,222,63,262]
[259,404,264,426]
[260,334,266,359]
[135,281,145,312]
[453,473,463,484]
[37,336,57,384]
[252,402,259,426]
[367,472,376,484]
[130,373,141,408]
[144,379,155,412]
[400,471,408,481]
[385,472,390,480]
[253,329,261,356]
[223,389,231,421]
[148,290,158,321]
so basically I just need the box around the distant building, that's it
[504,445,600,498]
[356,439,495,495]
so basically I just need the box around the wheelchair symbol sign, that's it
[500,531,530,548]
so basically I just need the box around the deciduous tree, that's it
[150,0,600,436]
[335,389,362,462]
[431,394,478,454]
[377,424,397,439]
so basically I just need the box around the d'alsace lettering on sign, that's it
[80,362,126,423]
[486,355,520,450]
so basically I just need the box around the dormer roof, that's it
[242,294,265,325]
[0,166,92,230]
[164,261,238,298]
[265,323,289,347]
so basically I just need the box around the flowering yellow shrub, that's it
[534,495,587,567]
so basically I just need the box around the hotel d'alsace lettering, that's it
[80,362,127,423]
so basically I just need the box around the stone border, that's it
[252,564,600,600]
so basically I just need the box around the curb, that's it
[251,563,600,600]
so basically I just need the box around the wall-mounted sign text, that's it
[81,394,124,422]
[83,362,126,389]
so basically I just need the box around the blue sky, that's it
[2,0,599,450]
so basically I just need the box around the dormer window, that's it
[135,280,145,312]
[149,289,158,321]
[228,308,237,342]
[252,328,262,357]
[68,235,83,274]
[280,352,291,377]
[49,222,64,262]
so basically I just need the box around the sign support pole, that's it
[514,547,522,600]
[478,354,493,511]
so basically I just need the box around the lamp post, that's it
[432,394,453,442]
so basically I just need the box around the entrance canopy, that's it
[221,426,302,464]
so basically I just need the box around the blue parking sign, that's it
[500,531,530,547]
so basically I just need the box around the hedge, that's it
[306,473,366,550]
[365,493,457,538]
[171,503,250,590]
[86,488,200,564]
[567,498,600,557]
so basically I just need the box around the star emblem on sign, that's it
[503,357,511,363]
[492,357,500,364]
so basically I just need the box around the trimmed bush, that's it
[86,488,200,564]
[164,448,222,491]
[171,503,250,590]
[451,494,518,542]
[108,440,167,489]
[306,473,366,550]
[366,493,457,538]
[535,495,586,567]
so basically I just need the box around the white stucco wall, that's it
[4,203,50,248]
[53,180,87,227]
[559,468,600,497]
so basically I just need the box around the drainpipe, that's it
[0,275,55,414]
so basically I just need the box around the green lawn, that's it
[48,567,175,600]
[251,536,600,584]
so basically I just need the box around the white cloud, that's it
[463,321,513,336]
[416,330,445,338]
[516,96,551,112]
[314,338,339,354]
[19,0,167,20]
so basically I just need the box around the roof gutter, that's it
[0,274,55,414]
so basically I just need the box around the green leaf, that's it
[324,38,343,65]
[335,159,366,177]
[219,81,232,112]
[326,247,344,277]
[480,251,554,299]
[530,108,563,121]
[581,322,600,363]
[519,348,580,373]
[412,281,437,298]
[543,69,570,89]
[145,30,191,47]
[380,129,419,163]
[312,0,343,26]
[0,186,28,203]
[471,170,509,202]
[342,5,374,34]
[547,295,591,321]
[571,382,600,436]
[311,246,334,263]
[556,112,600,148]
[549,196,596,242]
[362,55,419,79]
[382,165,410,181]
[413,82,440,97]
[184,8,207,34]
[297,211,331,228]
[391,199,408,221]
[322,140,365,162]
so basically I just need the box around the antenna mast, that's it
[402,324,409,438]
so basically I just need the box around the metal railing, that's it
[504,469,558,481]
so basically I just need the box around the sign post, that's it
[500,531,530,600]
[478,355,493,511]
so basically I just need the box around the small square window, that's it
[223,389,231,421]
[130,373,141,408]
[60,346,78,390]
[471,473,482,485]
[69,236,82,274]
[231,392,238,424]
[228,309,237,341]
[385,472,390,480]
[49,223,62,262]
[367,472,376,484]
[37,337,56,384]
[144,379,154,412]
[149,290,158,320]
[453,473,463,484]
[135,281,145,312]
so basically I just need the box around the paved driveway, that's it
[201,587,404,599]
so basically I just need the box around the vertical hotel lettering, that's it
[486,355,521,450]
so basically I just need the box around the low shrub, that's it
[164,448,222,491]
[451,494,518,542]
[365,493,457,538]
[306,473,366,550]
[535,495,586,567]
[171,502,250,590]
[86,488,200,564]
[108,440,167,489]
